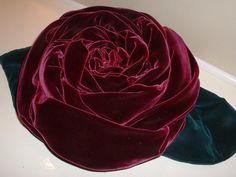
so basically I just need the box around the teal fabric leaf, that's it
[164,88,236,164]
[0,47,30,107]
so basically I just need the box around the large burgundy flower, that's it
[16,6,200,171]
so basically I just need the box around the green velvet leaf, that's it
[165,88,236,164]
[0,47,30,107]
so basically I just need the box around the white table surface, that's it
[0,0,235,177]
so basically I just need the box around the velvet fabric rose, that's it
[16,6,200,171]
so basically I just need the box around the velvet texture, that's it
[1,48,236,167]
[0,47,30,107]
[0,6,235,171]
[16,6,199,171]
[165,87,236,164]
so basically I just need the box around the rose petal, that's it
[92,74,130,91]
[81,68,103,92]
[61,80,99,115]
[33,98,169,170]
[81,85,163,124]
[64,41,88,87]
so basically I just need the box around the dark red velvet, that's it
[16,6,200,171]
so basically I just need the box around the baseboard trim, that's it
[196,57,236,87]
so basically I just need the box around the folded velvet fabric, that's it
[0,6,235,171]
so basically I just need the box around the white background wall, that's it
[0,0,84,53]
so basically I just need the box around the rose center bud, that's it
[90,48,126,73]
